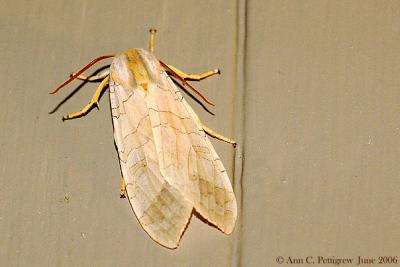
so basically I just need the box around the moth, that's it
[51,29,237,249]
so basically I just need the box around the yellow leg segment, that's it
[120,177,127,198]
[167,64,220,81]
[193,111,236,147]
[70,69,110,81]
[62,76,109,120]
[149,29,157,53]
[201,122,236,147]
[74,74,91,81]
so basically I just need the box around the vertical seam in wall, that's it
[232,0,247,266]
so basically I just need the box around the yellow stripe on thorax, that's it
[127,49,149,91]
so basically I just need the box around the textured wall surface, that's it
[1,0,400,266]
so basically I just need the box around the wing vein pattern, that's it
[109,48,236,248]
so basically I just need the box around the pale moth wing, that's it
[109,48,236,248]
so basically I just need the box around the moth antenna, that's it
[50,54,115,94]
[149,29,157,53]
[159,60,215,106]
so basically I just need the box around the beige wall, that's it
[1,1,400,266]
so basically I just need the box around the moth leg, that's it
[70,69,110,82]
[201,123,236,147]
[120,177,127,198]
[192,110,236,146]
[62,76,110,120]
[149,28,157,53]
[166,64,220,81]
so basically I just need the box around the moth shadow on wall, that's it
[48,65,110,116]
